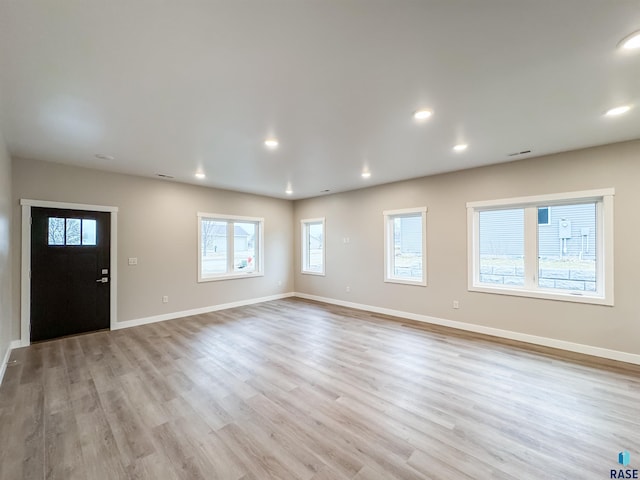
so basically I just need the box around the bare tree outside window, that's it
[48,218,65,245]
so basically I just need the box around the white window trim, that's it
[466,188,614,306]
[197,212,264,282]
[301,217,326,276]
[383,207,427,287]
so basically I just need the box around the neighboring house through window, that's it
[198,213,264,281]
[538,206,550,225]
[467,189,614,305]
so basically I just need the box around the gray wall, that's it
[0,126,11,364]
[11,157,294,337]
[294,140,640,356]
[7,140,640,358]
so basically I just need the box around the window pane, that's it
[305,222,324,272]
[82,219,97,245]
[478,209,525,286]
[538,203,596,292]
[234,222,256,273]
[391,215,423,280]
[538,207,549,225]
[201,220,227,276]
[66,218,81,245]
[48,217,65,245]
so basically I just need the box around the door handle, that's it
[96,277,109,283]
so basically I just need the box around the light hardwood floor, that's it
[0,298,638,479]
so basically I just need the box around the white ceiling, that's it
[1,1,639,199]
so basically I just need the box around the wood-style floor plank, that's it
[1,297,639,479]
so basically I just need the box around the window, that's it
[48,217,97,246]
[537,207,550,225]
[198,213,264,281]
[301,218,325,275]
[467,189,614,305]
[384,207,427,286]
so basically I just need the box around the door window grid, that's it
[48,217,97,246]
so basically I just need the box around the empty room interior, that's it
[1,1,640,479]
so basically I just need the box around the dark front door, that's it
[31,207,111,342]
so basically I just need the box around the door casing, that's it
[20,199,118,347]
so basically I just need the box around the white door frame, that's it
[20,199,118,347]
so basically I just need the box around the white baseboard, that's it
[113,292,295,330]
[0,343,12,386]
[10,340,23,349]
[294,292,640,366]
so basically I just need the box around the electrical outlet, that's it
[453,300,459,309]
[128,257,138,265]
[162,296,169,304]
[346,286,351,293]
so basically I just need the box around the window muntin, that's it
[384,207,427,286]
[48,217,98,246]
[467,189,614,305]
[301,218,325,275]
[198,213,263,281]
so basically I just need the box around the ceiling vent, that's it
[156,173,174,179]
[507,150,531,157]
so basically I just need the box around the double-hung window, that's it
[301,218,325,275]
[467,189,614,305]
[198,213,264,281]
[383,207,427,286]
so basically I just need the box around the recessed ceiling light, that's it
[95,154,114,160]
[264,138,279,149]
[285,189,293,195]
[453,144,468,152]
[195,172,206,179]
[620,30,640,50]
[605,105,631,116]
[361,171,371,179]
[413,109,433,121]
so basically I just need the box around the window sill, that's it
[468,284,613,306]
[198,272,264,282]
[301,270,325,276]
[384,278,427,287]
